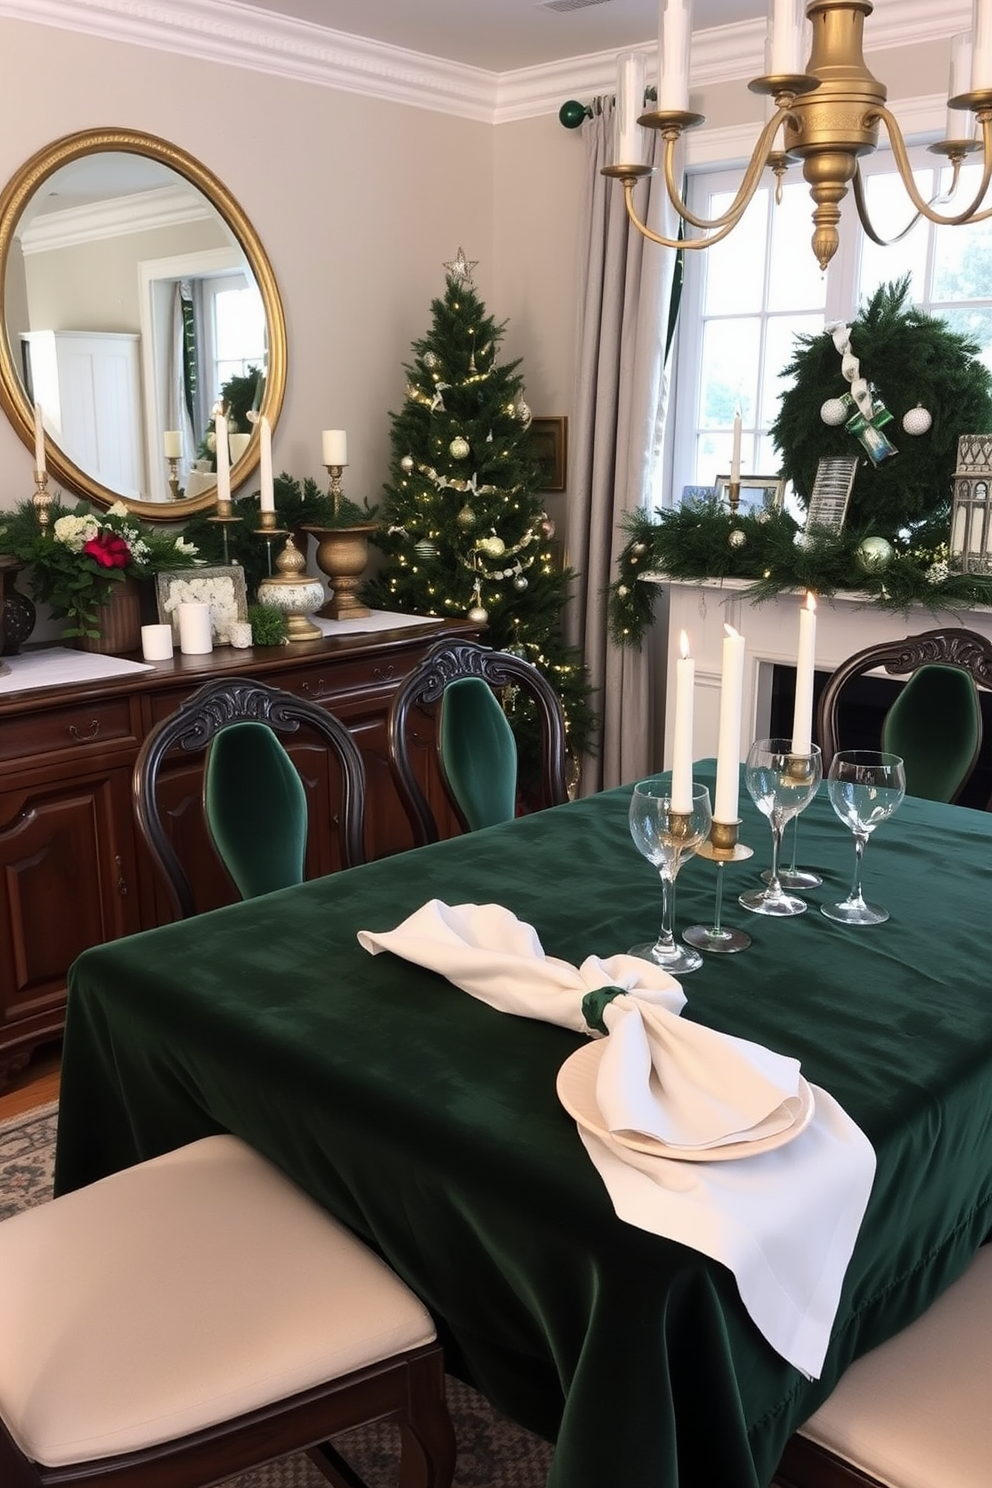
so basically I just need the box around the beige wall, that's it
[0,15,493,518]
[0,12,953,536]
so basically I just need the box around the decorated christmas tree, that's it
[367,251,594,783]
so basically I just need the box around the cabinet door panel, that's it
[0,773,138,1027]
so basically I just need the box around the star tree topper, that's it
[444,246,478,285]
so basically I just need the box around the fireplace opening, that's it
[768,666,992,811]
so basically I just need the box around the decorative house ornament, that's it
[805,457,859,534]
[951,435,992,573]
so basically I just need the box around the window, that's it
[667,147,992,505]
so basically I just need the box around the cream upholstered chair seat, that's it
[776,1243,992,1488]
[0,1135,452,1487]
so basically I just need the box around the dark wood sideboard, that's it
[0,618,476,1086]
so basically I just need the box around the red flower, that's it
[83,532,131,569]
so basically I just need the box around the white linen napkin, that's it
[358,900,876,1377]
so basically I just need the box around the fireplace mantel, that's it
[644,574,992,766]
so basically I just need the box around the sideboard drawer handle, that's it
[115,854,128,897]
[373,665,395,682]
[299,680,329,700]
[68,720,101,743]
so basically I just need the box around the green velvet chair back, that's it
[816,627,992,807]
[880,664,983,803]
[438,677,518,831]
[204,722,308,899]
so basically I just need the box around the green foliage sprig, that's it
[609,500,992,648]
[246,602,287,646]
[0,499,199,638]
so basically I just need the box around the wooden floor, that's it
[0,1042,61,1120]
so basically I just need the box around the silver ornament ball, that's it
[901,404,933,436]
[400,454,414,473]
[467,604,489,625]
[854,536,894,574]
[423,351,438,368]
[414,540,437,560]
[729,529,747,548]
[513,575,528,591]
[820,397,848,427]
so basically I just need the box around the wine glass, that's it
[822,750,906,925]
[628,780,712,974]
[739,739,822,917]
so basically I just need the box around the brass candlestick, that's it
[166,456,181,502]
[727,479,741,516]
[32,470,52,530]
[253,508,289,578]
[684,819,754,955]
[326,463,346,519]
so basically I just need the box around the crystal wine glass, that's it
[628,779,712,974]
[822,750,906,925]
[739,739,822,917]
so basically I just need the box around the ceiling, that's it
[229,0,763,74]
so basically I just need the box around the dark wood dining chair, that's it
[133,675,366,919]
[0,1134,454,1488]
[815,627,992,804]
[387,638,568,846]
[775,1243,992,1488]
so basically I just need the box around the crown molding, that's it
[19,184,211,254]
[0,0,974,125]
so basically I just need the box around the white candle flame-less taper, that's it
[713,624,746,824]
[658,0,692,113]
[259,415,274,512]
[671,629,695,814]
[214,409,230,506]
[33,403,45,475]
[791,592,817,755]
[615,51,647,167]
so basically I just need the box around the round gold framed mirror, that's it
[0,127,286,520]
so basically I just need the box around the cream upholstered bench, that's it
[0,1134,454,1488]
[775,1243,992,1488]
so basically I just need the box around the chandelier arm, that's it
[623,179,755,251]
[873,106,992,226]
[661,109,795,231]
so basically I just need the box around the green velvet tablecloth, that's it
[56,764,992,1488]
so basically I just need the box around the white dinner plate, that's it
[556,1038,816,1162]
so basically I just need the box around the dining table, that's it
[55,761,992,1488]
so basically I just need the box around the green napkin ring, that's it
[581,986,629,1035]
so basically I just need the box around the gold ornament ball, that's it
[479,535,506,558]
[449,436,470,460]
[541,516,556,539]
[729,529,747,548]
[854,536,894,573]
[456,505,477,529]
[423,351,438,368]
[631,542,647,556]
[400,454,414,473]
[467,604,489,624]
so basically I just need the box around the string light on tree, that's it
[366,250,594,788]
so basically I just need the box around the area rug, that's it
[0,1105,556,1488]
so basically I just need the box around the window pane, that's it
[698,318,761,427]
[767,182,828,311]
[932,166,992,302]
[702,187,769,316]
[857,169,933,300]
[937,306,992,373]
[214,285,266,368]
[761,313,823,427]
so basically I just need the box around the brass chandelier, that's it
[607,0,992,270]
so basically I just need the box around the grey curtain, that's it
[566,99,678,793]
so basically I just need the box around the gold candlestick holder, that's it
[303,462,374,621]
[683,819,754,955]
[253,508,289,578]
[326,463,346,518]
[166,456,181,501]
[208,499,242,565]
[32,470,52,530]
[256,533,325,642]
[727,479,741,516]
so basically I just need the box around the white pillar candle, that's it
[177,602,213,656]
[214,410,230,506]
[713,624,746,824]
[163,430,182,459]
[615,51,647,167]
[791,592,817,755]
[322,429,347,466]
[730,407,742,485]
[671,629,695,814]
[140,623,174,662]
[972,0,992,90]
[33,403,46,475]
[259,415,275,513]
[947,32,977,138]
[658,0,692,113]
[768,0,806,77]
